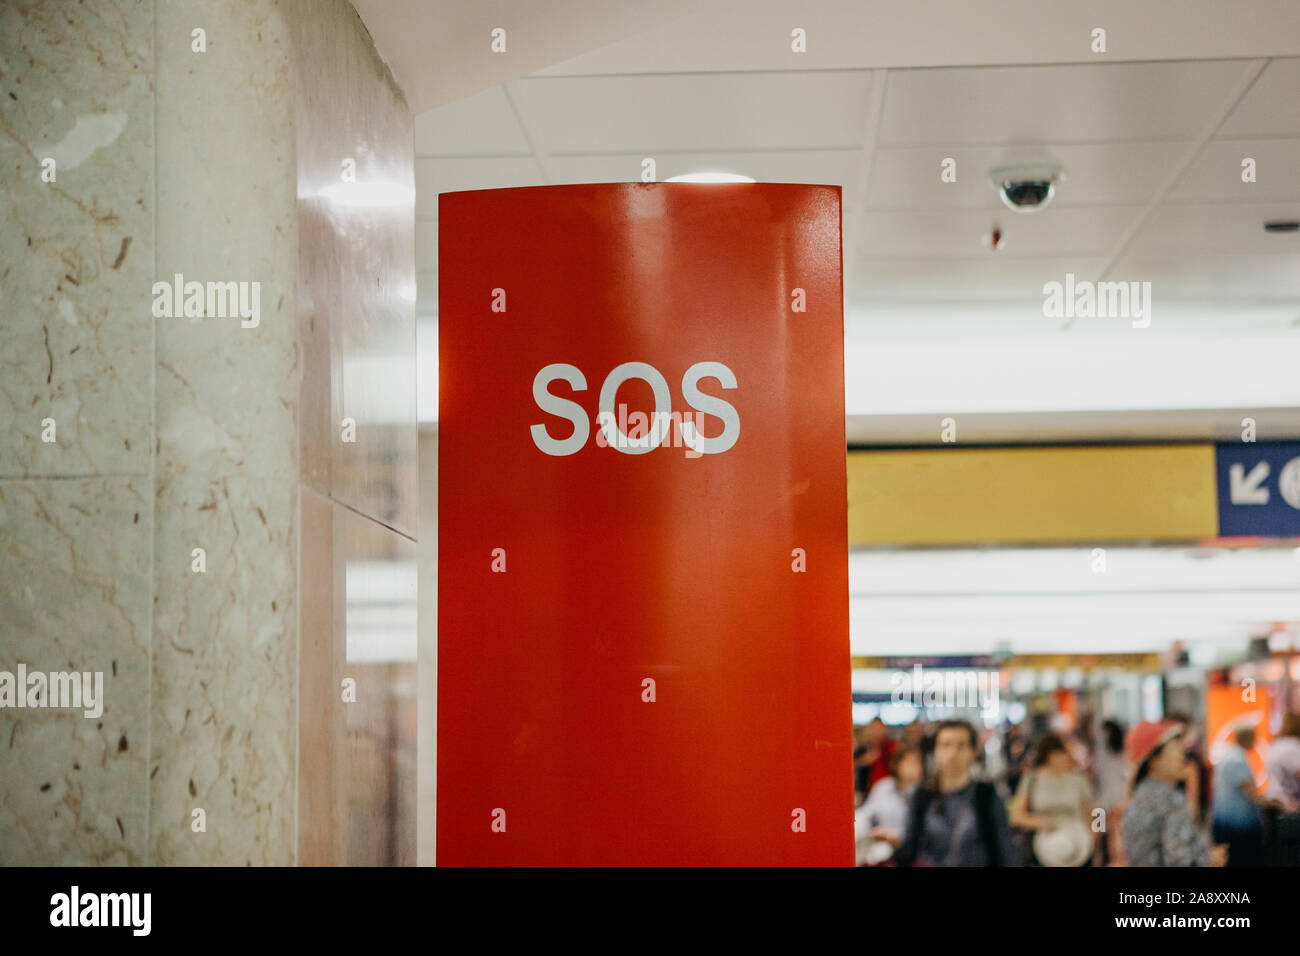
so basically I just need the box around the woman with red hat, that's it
[1120,720,1227,867]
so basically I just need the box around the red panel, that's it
[437,183,850,865]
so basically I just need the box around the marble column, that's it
[0,0,416,866]
[1,0,157,866]
[149,0,299,867]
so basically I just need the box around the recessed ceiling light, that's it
[1263,220,1299,233]
[664,172,755,184]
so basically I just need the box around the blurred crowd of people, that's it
[853,710,1300,866]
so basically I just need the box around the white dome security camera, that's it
[989,163,1063,213]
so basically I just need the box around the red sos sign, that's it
[439,183,849,866]
[531,360,739,456]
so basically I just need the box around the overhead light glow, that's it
[318,181,415,208]
[665,172,755,184]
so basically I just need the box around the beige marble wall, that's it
[149,0,299,867]
[1,0,155,866]
[0,479,152,865]
[0,0,154,481]
[1,0,415,866]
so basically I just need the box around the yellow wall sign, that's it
[847,444,1219,547]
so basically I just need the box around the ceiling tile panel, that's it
[878,61,1253,146]
[508,71,876,153]
[1128,201,1300,255]
[1109,253,1300,299]
[848,256,1110,302]
[868,142,1194,208]
[1169,138,1300,202]
[857,206,1142,259]
[415,86,534,155]
[1215,57,1300,137]
[416,157,548,217]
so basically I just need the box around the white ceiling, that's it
[848,546,1300,655]
[359,0,1300,111]
[414,56,1300,308]
[350,0,702,113]
[387,2,1300,655]
[402,3,1300,435]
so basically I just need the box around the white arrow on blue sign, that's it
[1216,441,1300,536]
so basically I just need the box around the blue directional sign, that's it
[1215,441,1300,537]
